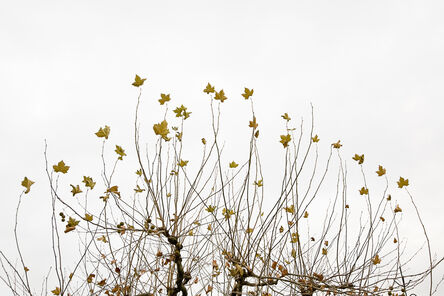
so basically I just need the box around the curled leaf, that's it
[95,125,110,139]
[242,87,254,100]
[132,74,146,87]
[21,177,34,194]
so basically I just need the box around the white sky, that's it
[1,0,443,294]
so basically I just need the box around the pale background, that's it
[1,0,443,294]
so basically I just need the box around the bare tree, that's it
[1,76,442,296]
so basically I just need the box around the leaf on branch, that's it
[159,93,171,105]
[332,140,342,149]
[281,113,291,121]
[322,248,327,255]
[372,254,381,265]
[359,187,369,195]
[312,135,320,142]
[203,83,215,94]
[214,89,227,102]
[132,74,146,87]
[284,205,295,214]
[178,159,189,167]
[21,177,34,194]
[249,116,258,129]
[84,214,93,222]
[51,287,61,295]
[95,125,110,139]
[82,176,96,189]
[134,184,145,193]
[352,154,364,164]
[222,208,234,219]
[303,211,309,218]
[206,205,216,213]
[53,160,70,174]
[106,186,120,197]
[254,179,263,187]
[397,177,409,188]
[394,204,402,213]
[242,87,254,100]
[376,165,386,176]
[97,235,108,243]
[201,138,207,145]
[229,161,238,168]
[70,184,82,196]
[280,134,291,148]
[135,169,143,176]
[153,120,170,141]
[115,145,126,160]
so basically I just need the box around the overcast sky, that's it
[1,0,443,294]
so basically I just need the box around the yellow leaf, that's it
[246,227,254,234]
[222,208,234,219]
[65,217,79,233]
[132,74,146,87]
[254,130,259,138]
[84,214,93,222]
[352,154,364,164]
[281,113,291,121]
[201,138,206,145]
[254,179,263,187]
[51,287,61,295]
[178,159,189,167]
[290,232,299,243]
[87,274,95,283]
[135,169,143,176]
[53,160,70,174]
[97,235,108,243]
[312,135,320,143]
[206,205,216,213]
[21,177,34,194]
[97,279,106,287]
[106,185,120,197]
[153,120,170,141]
[95,125,110,139]
[284,205,295,214]
[82,176,96,189]
[397,177,409,188]
[387,194,392,201]
[279,226,284,233]
[203,83,215,94]
[249,116,258,129]
[70,184,82,196]
[176,132,183,141]
[159,93,171,105]
[359,187,369,195]
[115,145,126,160]
[214,89,227,102]
[394,204,402,213]
[303,211,309,218]
[229,161,238,168]
[280,134,291,148]
[134,184,145,193]
[242,87,254,100]
[372,254,381,265]
[173,105,192,119]
[376,165,386,176]
[332,140,342,149]
[322,248,327,255]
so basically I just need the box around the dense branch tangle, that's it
[0,77,441,296]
